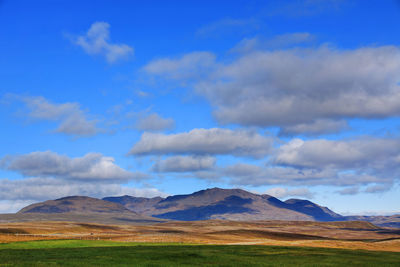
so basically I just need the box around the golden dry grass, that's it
[1,220,399,252]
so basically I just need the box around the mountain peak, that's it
[104,188,342,221]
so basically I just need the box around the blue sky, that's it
[1,0,400,215]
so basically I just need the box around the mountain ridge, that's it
[104,187,343,222]
[19,196,135,214]
[15,188,398,227]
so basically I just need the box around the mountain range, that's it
[12,187,399,227]
[18,188,341,222]
[104,187,343,221]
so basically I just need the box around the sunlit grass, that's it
[0,240,399,266]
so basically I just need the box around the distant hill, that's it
[18,196,132,214]
[12,196,164,225]
[344,214,400,228]
[104,188,343,222]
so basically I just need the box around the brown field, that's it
[1,220,400,252]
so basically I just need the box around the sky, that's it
[1,0,400,215]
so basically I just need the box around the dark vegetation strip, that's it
[0,245,399,266]
[0,228,28,234]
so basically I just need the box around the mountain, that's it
[104,188,344,222]
[11,189,399,226]
[284,199,343,221]
[12,196,164,225]
[103,196,164,214]
[18,196,132,214]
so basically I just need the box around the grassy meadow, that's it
[0,240,399,266]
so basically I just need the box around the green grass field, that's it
[0,240,399,266]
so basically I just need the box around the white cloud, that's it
[231,33,315,53]
[2,151,147,182]
[202,46,400,130]
[278,119,348,136]
[144,44,400,135]
[135,113,175,132]
[364,184,391,194]
[129,128,273,158]
[264,187,313,199]
[153,156,216,172]
[144,51,216,80]
[266,32,315,46]
[224,163,263,178]
[274,137,400,170]
[336,187,359,195]
[21,96,100,137]
[218,136,400,189]
[225,163,387,187]
[0,200,33,214]
[72,22,133,63]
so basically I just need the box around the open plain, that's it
[1,220,400,253]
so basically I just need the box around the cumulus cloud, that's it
[129,128,273,158]
[145,44,400,135]
[337,184,392,195]
[72,22,133,63]
[153,156,216,173]
[135,113,175,132]
[264,187,314,199]
[224,163,263,178]
[232,33,315,53]
[266,32,315,47]
[20,96,100,136]
[2,151,147,182]
[336,187,359,195]
[217,136,400,189]
[201,46,400,130]
[144,51,216,80]
[364,184,392,194]
[278,119,348,136]
[221,161,390,188]
[0,177,166,213]
[274,137,400,170]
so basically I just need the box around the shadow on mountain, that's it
[154,196,255,221]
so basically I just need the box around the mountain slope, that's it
[103,196,164,214]
[104,188,344,221]
[18,196,135,214]
[15,196,164,225]
[284,199,343,221]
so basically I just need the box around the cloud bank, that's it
[2,151,148,182]
[145,45,400,136]
[129,128,273,158]
[153,156,216,173]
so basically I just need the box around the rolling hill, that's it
[18,196,132,214]
[7,196,164,225]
